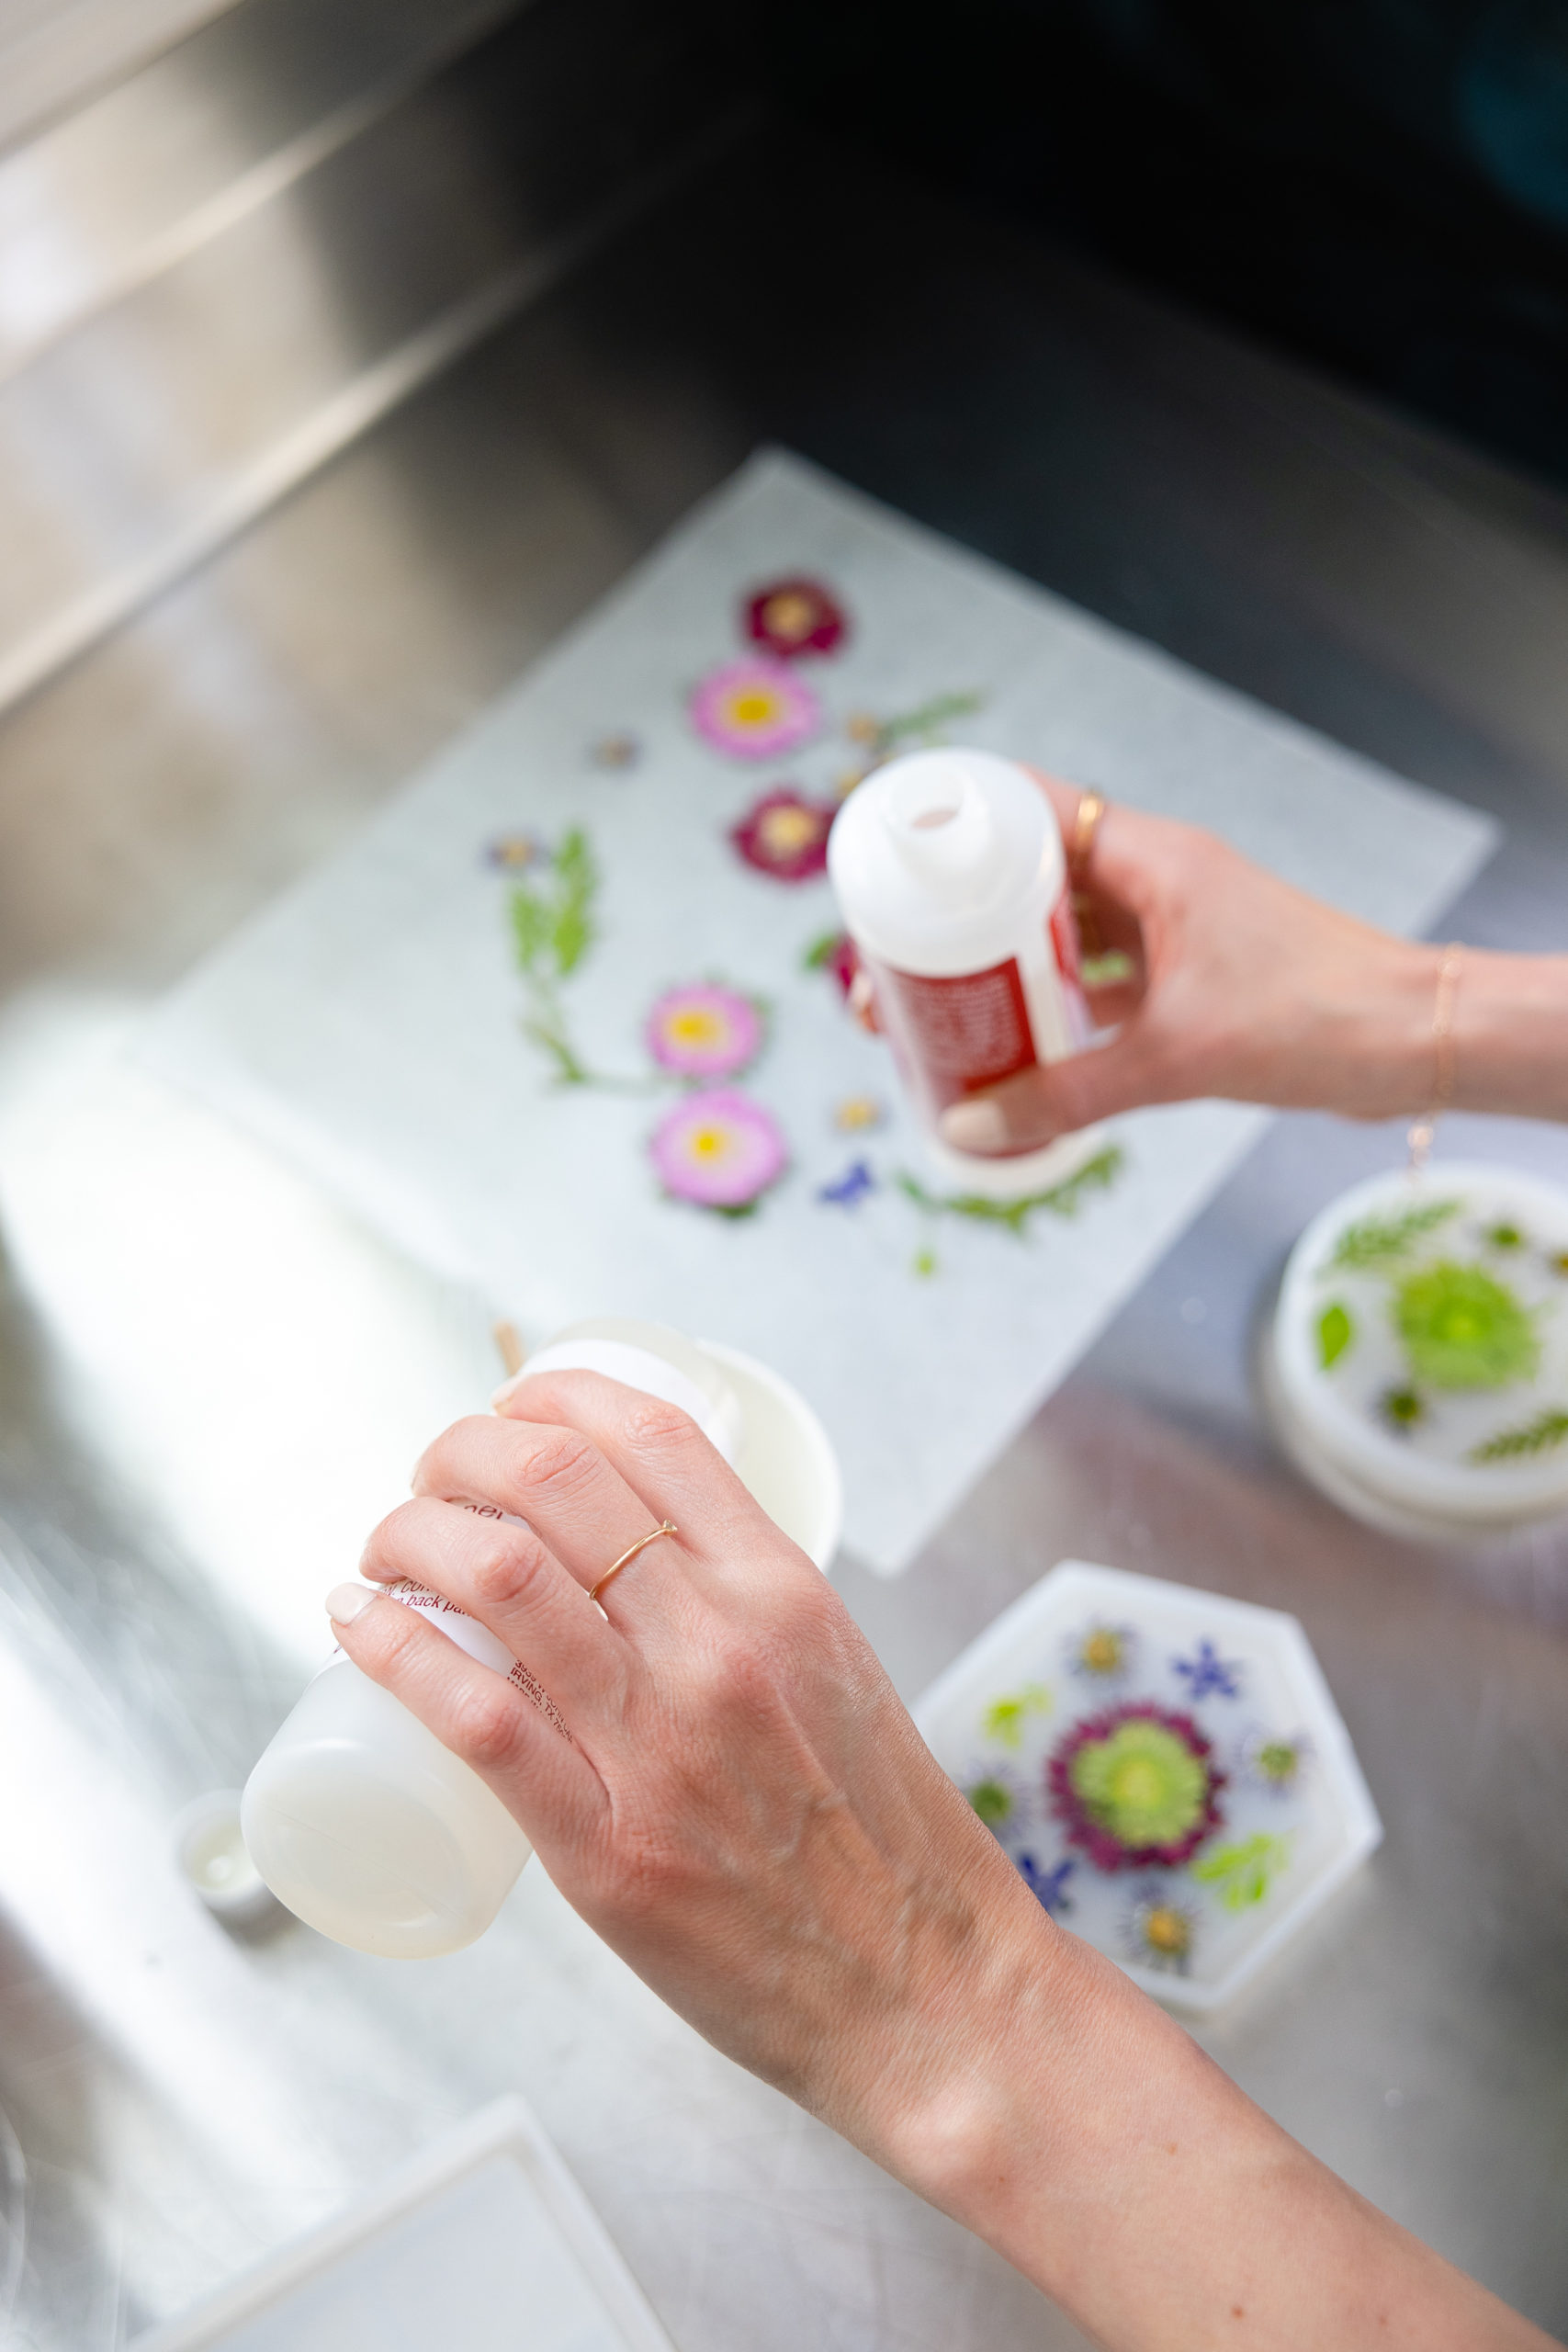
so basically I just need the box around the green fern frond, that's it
[1325,1198,1460,1271]
[1470,1408,1568,1463]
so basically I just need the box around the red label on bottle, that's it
[878,956,1037,1113]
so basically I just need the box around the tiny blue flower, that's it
[1172,1638,1244,1702]
[1016,1852,1077,1917]
[818,1159,876,1207]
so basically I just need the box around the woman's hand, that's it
[330,1367,1065,2170]
[326,1376,1549,2352]
[940,777,1451,1159]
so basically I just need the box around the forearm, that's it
[872,1894,1553,2351]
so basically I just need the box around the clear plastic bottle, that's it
[828,746,1102,1197]
[242,1319,840,1958]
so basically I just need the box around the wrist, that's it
[1334,935,1449,1120]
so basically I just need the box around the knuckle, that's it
[512,1425,599,1508]
[464,1522,549,1611]
[621,1394,706,1460]
[448,1679,526,1775]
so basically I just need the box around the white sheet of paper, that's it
[143,449,1496,1571]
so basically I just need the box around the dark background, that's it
[752,0,1568,495]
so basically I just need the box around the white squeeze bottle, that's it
[828,746,1101,1198]
[242,1319,840,1959]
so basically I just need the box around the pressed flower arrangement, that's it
[1269,1165,1568,1534]
[915,1560,1382,2011]
[486,559,1134,1252]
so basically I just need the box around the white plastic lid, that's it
[828,748,1062,972]
[517,1319,743,1464]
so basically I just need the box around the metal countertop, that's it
[1,121,1564,2349]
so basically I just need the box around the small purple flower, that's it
[690,658,821,760]
[645,983,762,1080]
[1016,1852,1077,1917]
[818,1159,875,1207]
[649,1089,787,1212]
[1172,1638,1244,1702]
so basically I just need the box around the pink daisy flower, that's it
[730,786,837,882]
[645,983,762,1080]
[650,1090,787,1211]
[690,658,821,760]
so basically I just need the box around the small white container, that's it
[243,1320,841,1959]
[828,747,1106,1199]
[173,1790,276,1926]
[1266,1163,1568,1537]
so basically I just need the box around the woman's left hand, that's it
[330,1368,1070,2164]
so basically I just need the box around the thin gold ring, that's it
[589,1521,678,1607]
[1070,788,1108,877]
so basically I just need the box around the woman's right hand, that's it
[939,777,1449,1159]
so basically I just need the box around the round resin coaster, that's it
[1269,1164,1568,1535]
[914,1560,1381,2012]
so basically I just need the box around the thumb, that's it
[937,1030,1156,1156]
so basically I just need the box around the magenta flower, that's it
[1047,1702,1226,1873]
[645,982,762,1080]
[730,786,838,881]
[650,1089,788,1210]
[743,577,848,659]
[691,658,821,760]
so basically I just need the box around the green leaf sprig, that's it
[507,828,646,1089]
[1470,1408,1568,1463]
[1325,1198,1460,1272]
[897,1146,1124,1238]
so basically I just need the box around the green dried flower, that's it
[1069,1719,1209,1849]
[1382,1385,1426,1430]
[966,1776,1015,1827]
[1393,1261,1540,1391]
[1485,1222,1526,1250]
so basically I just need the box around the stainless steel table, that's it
[1,118,1565,2350]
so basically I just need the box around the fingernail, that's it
[490,1370,527,1412]
[326,1581,375,1624]
[940,1097,1010,1153]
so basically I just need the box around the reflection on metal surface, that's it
[0,0,525,375]
[0,107,1564,2352]
[0,0,747,716]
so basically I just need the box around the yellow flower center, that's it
[668,1009,724,1046]
[762,589,817,639]
[1111,1758,1166,1810]
[1143,1907,1190,1957]
[688,1124,733,1161]
[759,804,820,854]
[1081,1629,1121,1672]
[727,687,784,729]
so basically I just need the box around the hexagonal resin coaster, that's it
[914,1561,1381,2012]
[1267,1163,1568,1537]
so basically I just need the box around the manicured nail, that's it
[326,1581,375,1625]
[940,1096,1010,1153]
